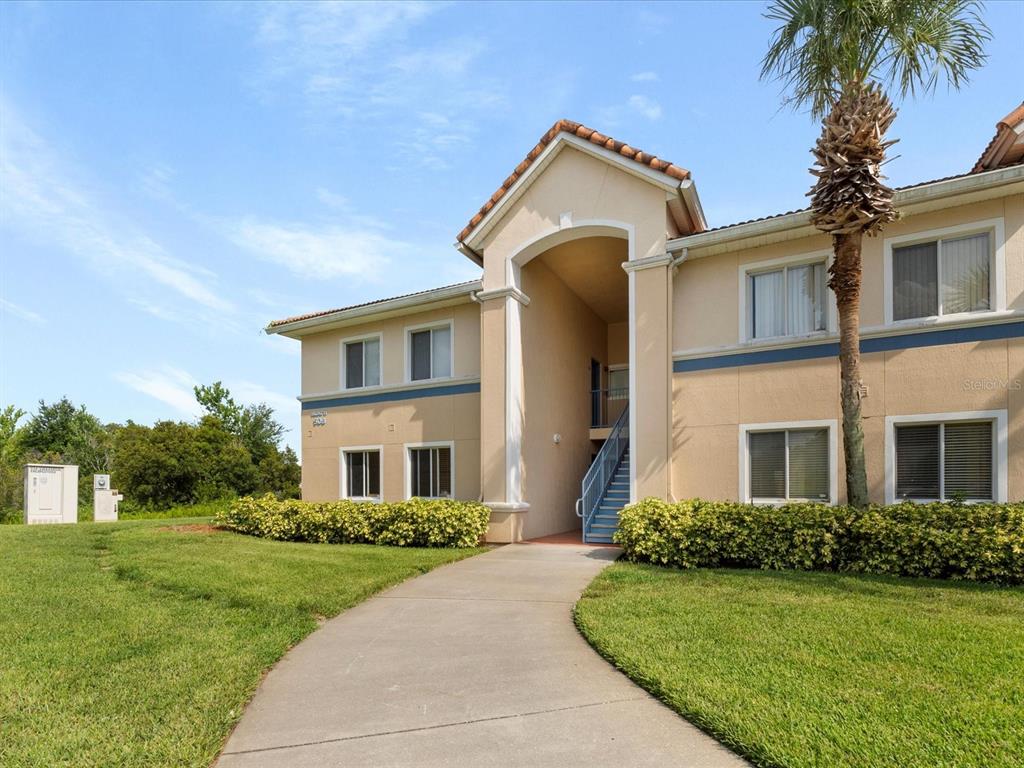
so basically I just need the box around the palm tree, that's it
[760,0,990,507]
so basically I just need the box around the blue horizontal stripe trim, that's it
[674,321,1024,373]
[302,382,480,410]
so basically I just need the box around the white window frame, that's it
[739,419,838,504]
[339,445,384,501]
[404,319,454,383]
[883,218,1005,326]
[339,333,383,391]
[404,440,455,499]
[884,410,1007,504]
[738,250,836,343]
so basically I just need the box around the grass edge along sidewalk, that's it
[0,517,483,768]
[576,562,1024,768]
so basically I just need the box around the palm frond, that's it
[760,0,991,119]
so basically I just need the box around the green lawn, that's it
[0,518,482,768]
[575,564,1024,768]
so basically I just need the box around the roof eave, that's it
[457,127,693,253]
[667,164,1024,258]
[265,280,483,338]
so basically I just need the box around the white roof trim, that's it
[266,281,482,338]
[462,132,693,250]
[668,165,1024,257]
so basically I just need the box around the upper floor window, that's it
[892,231,992,321]
[343,337,380,389]
[748,260,827,340]
[409,323,452,381]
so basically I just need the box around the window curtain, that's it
[941,233,990,314]
[751,270,785,338]
[944,422,992,499]
[431,327,452,378]
[893,242,938,320]
[363,339,380,386]
[749,431,785,498]
[787,428,829,499]
[895,424,940,498]
[787,263,826,335]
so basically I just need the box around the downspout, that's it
[670,247,688,270]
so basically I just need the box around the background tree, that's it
[195,382,286,464]
[0,406,27,521]
[760,0,990,507]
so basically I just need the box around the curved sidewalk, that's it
[218,542,748,767]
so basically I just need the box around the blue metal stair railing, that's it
[575,404,629,542]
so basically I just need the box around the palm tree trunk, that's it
[831,231,870,508]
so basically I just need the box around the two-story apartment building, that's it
[268,106,1024,543]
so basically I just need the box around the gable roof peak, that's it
[456,119,691,244]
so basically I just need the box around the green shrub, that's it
[216,494,490,549]
[615,498,1024,585]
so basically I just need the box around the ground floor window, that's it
[748,428,830,502]
[895,420,994,501]
[408,445,452,498]
[740,420,835,504]
[342,449,381,499]
[885,411,1007,504]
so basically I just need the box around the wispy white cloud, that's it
[630,71,659,82]
[114,366,201,418]
[0,104,233,315]
[227,218,403,281]
[114,366,298,438]
[230,379,297,417]
[245,3,502,168]
[628,94,662,121]
[0,298,44,324]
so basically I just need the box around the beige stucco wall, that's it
[301,302,480,396]
[673,339,1023,503]
[475,143,674,536]
[607,321,628,366]
[519,258,608,538]
[479,145,670,284]
[671,190,1024,504]
[300,392,481,503]
[673,195,1024,353]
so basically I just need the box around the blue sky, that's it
[1,1,1021,452]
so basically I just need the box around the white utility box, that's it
[24,464,79,524]
[93,474,123,522]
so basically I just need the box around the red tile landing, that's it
[526,529,618,547]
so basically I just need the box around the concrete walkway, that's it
[218,542,748,767]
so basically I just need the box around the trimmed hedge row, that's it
[216,494,490,548]
[615,498,1024,585]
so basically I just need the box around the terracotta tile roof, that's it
[266,280,480,330]
[456,119,690,244]
[972,102,1024,173]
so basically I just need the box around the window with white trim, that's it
[343,338,380,389]
[408,446,452,498]
[747,260,827,339]
[409,325,451,381]
[892,231,992,321]
[343,450,381,499]
[748,428,829,501]
[895,419,994,501]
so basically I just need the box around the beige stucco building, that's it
[268,108,1024,543]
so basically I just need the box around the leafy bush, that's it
[616,498,1024,585]
[216,494,490,549]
